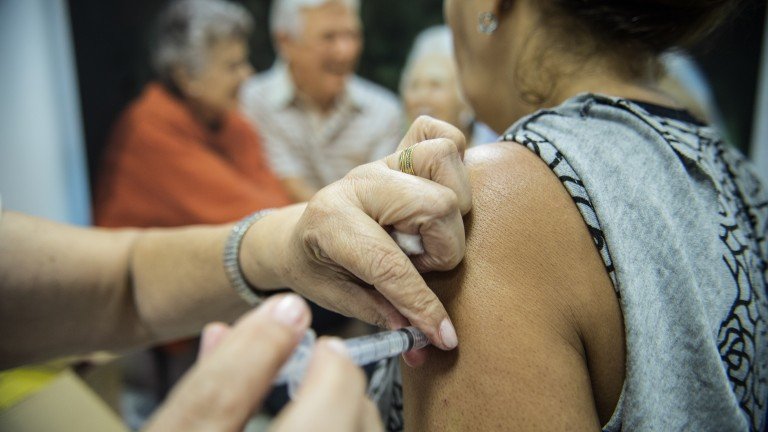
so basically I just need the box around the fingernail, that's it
[440,318,458,349]
[270,294,307,329]
[322,337,349,357]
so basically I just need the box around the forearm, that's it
[0,211,291,369]
[127,224,250,343]
[0,212,148,367]
[121,205,306,347]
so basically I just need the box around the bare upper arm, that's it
[402,142,625,430]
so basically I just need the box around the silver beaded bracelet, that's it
[223,209,275,306]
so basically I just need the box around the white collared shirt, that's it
[240,63,403,190]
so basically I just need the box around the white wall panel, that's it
[0,0,90,224]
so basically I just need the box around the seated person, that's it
[375,0,768,430]
[399,25,496,147]
[240,0,402,203]
[94,0,291,228]
[92,0,293,421]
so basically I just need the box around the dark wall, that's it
[68,0,765,191]
[692,0,766,152]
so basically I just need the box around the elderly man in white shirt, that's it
[241,0,402,202]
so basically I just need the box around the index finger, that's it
[399,116,468,157]
[384,137,471,215]
[317,207,458,351]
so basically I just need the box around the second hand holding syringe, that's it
[274,326,430,398]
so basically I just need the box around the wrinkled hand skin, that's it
[283,116,472,359]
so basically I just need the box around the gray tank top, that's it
[374,94,767,431]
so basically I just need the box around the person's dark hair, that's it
[514,0,742,105]
[546,0,742,54]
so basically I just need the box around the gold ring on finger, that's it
[399,146,416,175]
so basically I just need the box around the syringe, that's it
[274,326,430,397]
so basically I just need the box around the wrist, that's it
[223,209,277,305]
[240,204,306,291]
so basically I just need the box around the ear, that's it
[171,65,199,97]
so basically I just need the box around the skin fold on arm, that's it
[403,143,626,431]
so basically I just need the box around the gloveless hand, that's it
[245,117,471,358]
[145,294,382,432]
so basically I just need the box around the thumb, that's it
[145,294,311,432]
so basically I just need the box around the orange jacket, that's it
[94,83,293,228]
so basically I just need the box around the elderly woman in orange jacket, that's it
[94,0,291,228]
[92,0,296,416]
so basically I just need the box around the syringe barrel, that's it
[344,327,430,366]
[274,327,430,399]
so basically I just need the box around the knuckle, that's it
[432,137,459,158]
[346,163,379,181]
[417,215,465,272]
[303,193,333,228]
[346,165,367,180]
[425,187,459,216]
[436,248,463,270]
[413,115,433,130]
[299,195,342,252]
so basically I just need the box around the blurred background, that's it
[0,0,766,225]
[67,0,768,191]
[0,0,766,429]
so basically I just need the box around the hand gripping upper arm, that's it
[402,142,625,431]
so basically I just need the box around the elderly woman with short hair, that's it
[94,0,292,228]
[92,0,293,420]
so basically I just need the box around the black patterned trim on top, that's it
[501,128,619,292]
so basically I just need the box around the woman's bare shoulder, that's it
[402,141,624,430]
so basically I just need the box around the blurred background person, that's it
[94,0,291,228]
[400,25,496,147]
[91,0,292,426]
[240,0,404,416]
[240,0,402,203]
